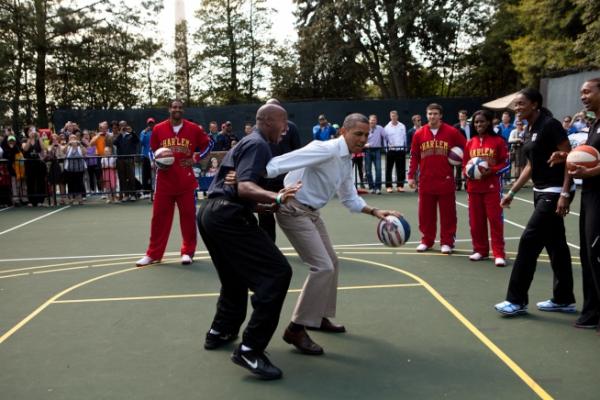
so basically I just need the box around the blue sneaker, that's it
[536,299,576,313]
[494,301,527,316]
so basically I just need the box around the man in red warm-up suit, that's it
[136,99,212,267]
[407,103,466,254]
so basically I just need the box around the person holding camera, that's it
[113,121,139,202]
[21,126,47,207]
[63,134,86,205]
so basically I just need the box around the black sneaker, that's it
[231,345,283,380]
[204,331,238,350]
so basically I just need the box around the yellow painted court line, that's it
[53,283,423,304]
[0,267,138,345]
[339,256,553,400]
[32,266,90,274]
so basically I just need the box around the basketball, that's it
[377,215,411,247]
[154,147,175,169]
[566,145,600,170]
[465,157,489,180]
[448,146,463,166]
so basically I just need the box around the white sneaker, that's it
[495,258,506,267]
[536,299,576,313]
[441,245,453,254]
[416,243,430,252]
[469,252,485,261]
[181,254,193,265]
[136,255,158,267]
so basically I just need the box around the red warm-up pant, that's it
[467,191,505,258]
[418,191,457,248]
[146,188,197,260]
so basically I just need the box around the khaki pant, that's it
[276,198,338,327]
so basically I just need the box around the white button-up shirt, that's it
[383,121,407,148]
[266,136,367,212]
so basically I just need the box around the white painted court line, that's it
[514,195,580,217]
[0,206,13,212]
[0,206,70,236]
[456,201,580,250]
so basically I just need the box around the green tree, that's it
[508,0,585,86]
[293,0,489,99]
[573,0,600,66]
[193,0,275,104]
[450,0,521,97]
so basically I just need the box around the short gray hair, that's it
[343,113,368,130]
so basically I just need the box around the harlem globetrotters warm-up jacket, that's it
[463,133,509,193]
[150,119,212,193]
[407,122,466,194]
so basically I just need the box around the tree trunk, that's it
[34,0,48,127]
[226,0,237,100]
[11,1,24,133]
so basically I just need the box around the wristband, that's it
[275,193,284,205]
[370,207,379,216]
[507,190,516,198]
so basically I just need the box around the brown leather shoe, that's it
[283,328,324,355]
[307,318,346,333]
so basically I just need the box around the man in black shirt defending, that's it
[197,104,301,380]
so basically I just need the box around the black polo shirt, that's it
[207,130,272,209]
[523,113,568,189]
[583,119,600,193]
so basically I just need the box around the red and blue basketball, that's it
[465,157,489,180]
[448,146,463,166]
[377,215,411,247]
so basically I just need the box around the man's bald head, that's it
[256,104,288,143]
[265,98,282,106]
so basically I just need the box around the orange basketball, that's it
[566,145,600,170]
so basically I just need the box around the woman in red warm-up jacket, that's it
[463,109,509,267]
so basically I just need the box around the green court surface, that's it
[0,189,597,400]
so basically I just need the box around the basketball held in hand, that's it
[377,215,411,247]
[566,145,600,171]
[465,157,489,180]
[448,146,463,166]
[154,147,175,169]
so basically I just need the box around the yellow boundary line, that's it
[339,256,553,400]
[0,267,137,345]
[52,283,423,304]
[0,255,553,399]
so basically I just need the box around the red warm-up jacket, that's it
[407,122,466,194]
[150,119,211,193]
[463,133,509,193]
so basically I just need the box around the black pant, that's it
[506,191,575,305]
[25,159,47,206]
[352,156,364,188]
[454,165,463,190]
[197,198,292,351]
[141,157,152,192]
[579,190,600,324]
[87,164,102,192]
[64,170,85,195]
[385,150,406,188]
[116,157,135,195]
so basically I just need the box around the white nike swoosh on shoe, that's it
[241,355,258,369]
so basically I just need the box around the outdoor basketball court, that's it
[0,189,597,399]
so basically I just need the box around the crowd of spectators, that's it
[0,105,595,208]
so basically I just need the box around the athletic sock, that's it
[288,322,304,332]
[209,329,220,335]
[241,344,252,352]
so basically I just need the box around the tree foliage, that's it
[193,0,274,105]
[0,0,163,129]
[508,0,585,86]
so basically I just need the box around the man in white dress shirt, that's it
[383,110,408,192]
[265,113,402,355]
